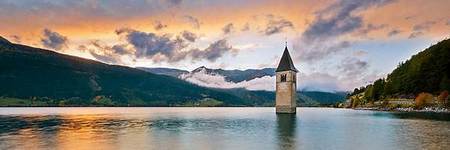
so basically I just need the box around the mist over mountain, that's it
[139,65,347,105]
[188,66,276,83]
[138,66,276,91]
[139,66,275,82]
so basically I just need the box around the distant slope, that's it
[0,36,10,44]
[137,67,188,77]
[187,66,276,83]
[217,88,346,106]
[300,91,346,105]
[0,36,247,106]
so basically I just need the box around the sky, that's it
[1,0,449,91]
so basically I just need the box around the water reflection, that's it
[276,114,297,150]
[0,108,448,150]
[0,115,152,149]
[390,112,450,121]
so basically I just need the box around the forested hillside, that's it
[0,37,247,106]
[348,39,450,107]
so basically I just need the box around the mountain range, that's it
[0,36,248,106]
[138,66,275,83]
[138,66,346,106]
[0,36,346,106]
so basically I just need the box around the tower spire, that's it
[276,45,298,72]
[284,37,287,47]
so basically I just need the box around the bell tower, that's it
[275,45,298,114]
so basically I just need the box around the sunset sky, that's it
[1,0,449,91]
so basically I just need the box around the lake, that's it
[0,107,448,150]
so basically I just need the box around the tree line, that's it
[348,38,450,108]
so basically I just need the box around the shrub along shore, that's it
[341,91,449,113]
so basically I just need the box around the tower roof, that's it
[276,46,298,72]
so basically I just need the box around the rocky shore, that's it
[354,106,449,113]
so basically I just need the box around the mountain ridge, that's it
[0,36,346,106]
[0,39,248,106]
[139,66,276,83]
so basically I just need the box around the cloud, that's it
[299,70,381,92]
[408,32,424,39]
[41,28,68,50]
[404,16,414,20]
[179,68,275,91]
[234,43,262,50]
[295,0,393,63]
[181,30,198,42]
[190,39,236,62]
[183,15,200,29]
[412,21,436,31]
[89,51,120,64]
[179,67,369,92]
[357,23,387,36]
[299,72,342,92]
[295,40,351,63]
[222,23,234,35]
[241,23,250,31]
[262,14,293,35]
[353,50,368,56]
[409,21,436,39]
[115,28,236,63]
[153,20,167,30]
[116,28,188,62]
[303,0,393,40]
[338,57,368,76]
[387,29,401,37]
[166,0,183,6]
[77,45,87,52]
[9,35,21,43]
[111,44,130,55]
[86,40,130,64]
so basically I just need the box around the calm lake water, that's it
[0,107,448,150]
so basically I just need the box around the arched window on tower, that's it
[281,74,287,82]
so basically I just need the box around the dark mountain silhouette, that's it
[137,67,189,77]
[216,88,346,106]
[0,36,247,106]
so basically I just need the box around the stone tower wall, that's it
[276,70,297,113]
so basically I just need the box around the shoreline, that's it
[353,107,450,113]
[1,106,448,114]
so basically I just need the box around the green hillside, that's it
[384,39,450,95]
[0,37,247,106]
[349,39,450,105]
[218,88,345,107]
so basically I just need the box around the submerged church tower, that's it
[275,45,298,114]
